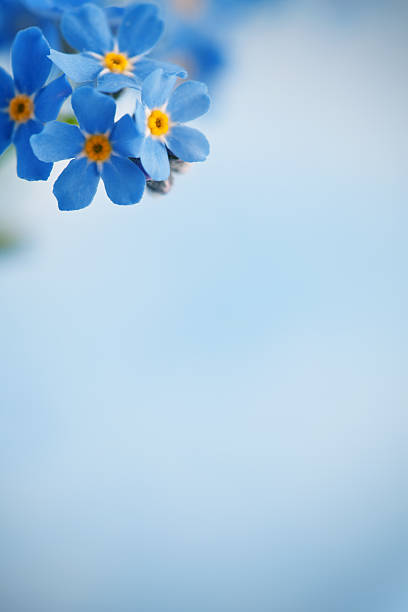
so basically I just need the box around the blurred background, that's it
[1,0,407,610]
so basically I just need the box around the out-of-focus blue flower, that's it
[134,68,210,181]
[49,2,187,94]
[0,26,71,180]
[151,0,225,85]
[155,20,225,84]
[0,0,59,49]
[21,0,100,17]
[30,86,146,210]
[0,1,29,47]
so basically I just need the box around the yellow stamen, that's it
[147,109,169,137]
[104,52,129,73]
[84,134,112,162]
[8,95,33,123]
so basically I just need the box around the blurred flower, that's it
[30,86,146,210]
[0,27,71,180]
[0,0,60,49]
[21,0,100,15]
[151,0,225,85]
[49,2,186,94]
[155,19,224,84]
[134,68,210,181]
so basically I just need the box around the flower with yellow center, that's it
[103,52,129,74]
[147,110,170,137]
[8,95,34,124]
[84,134,112,162]
[48,4,187,95]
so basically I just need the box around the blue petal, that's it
[106,6,125,25]
[61,3,113,54]
[72,86,115,134]
[31,121,84,162]
[97,72,140,94]
[118,3,163,57]
[167,81,211,123]
[13,119,52,181]
[102,156,145,205]
[0,113,13,157]
[12,27,51,95]
[49,50,102,83]
[166,126,209,162]
[134,58,187,82]
[134,100,147,135]
[53,157,100,211]
[141,69,177,109]
[140,136,169,181]
[0,67,14,107]
[34,75,72,122]
[110,115,143,158]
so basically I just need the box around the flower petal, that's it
[167,81,210,123]
[34,75,72,122]
[72,86,116,134]
[31,121,84,162]
[96,72,140,94]
[53,157,99,211]
[134,58,187,82]
[13,119,52,181]
[118,3,163,57]
[0,113,14,157]
[61,3,113,54]
[141,69,177,109]
[140,136,170,181]
[0,67,14,107]
[12,27,51,95]
[110,115,143,158]
[102,156,145,205]
[166,125,209,162]
[49,50,102,83]
[134,100,146,135]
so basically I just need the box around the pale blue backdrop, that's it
[0,1,407,610]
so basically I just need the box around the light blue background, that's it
[0,1,407,610]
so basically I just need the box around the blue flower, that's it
[30,86,146,210]
[0,0,61,51]
[22,0,100,13]
[0,26,71,180]
[49,2,187,94]
[154,20,225,85]
[134,69,210,181]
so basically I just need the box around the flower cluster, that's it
[0,2,211,211]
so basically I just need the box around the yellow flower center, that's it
[8,94,33,123]
[148,110,169,137]
[84,134,112,162]
[104,52,129,73]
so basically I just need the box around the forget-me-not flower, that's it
[134,69,210,181]
[49,2,187,94]
[30,86,146,210]
[0,26,71,180]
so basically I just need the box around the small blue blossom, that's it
[30,86,146,210]
[49,2,187,94]
[0,26,71,180]
[134,69,210,181]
